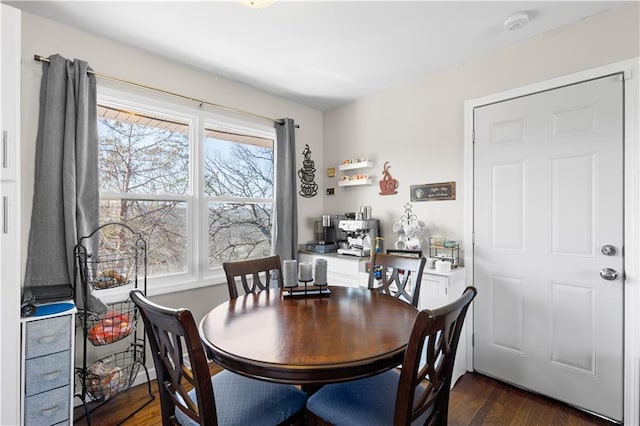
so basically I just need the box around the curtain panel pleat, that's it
[273,118,298,261]
[24,54,103,311]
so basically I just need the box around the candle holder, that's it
[282,279,331,299]
[299,278,313,295]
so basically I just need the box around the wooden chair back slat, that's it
[368,252,427,307]
[131,289,217,426]
[223,255,283,299]
[395,286,477,425]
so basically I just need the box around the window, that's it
[96,91,275,294]
[203,127,274,269]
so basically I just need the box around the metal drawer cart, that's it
[73,223,153,424]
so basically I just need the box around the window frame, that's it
[97,86,277,298]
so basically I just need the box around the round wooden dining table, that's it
[199,286,419,385]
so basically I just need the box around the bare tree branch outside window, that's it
[204,136,274,269]
[98,113,189,276]
[96,104,275,278]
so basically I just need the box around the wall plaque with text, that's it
[410,181,456,202]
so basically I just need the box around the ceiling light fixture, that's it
[503,12,530,31]
[241,0,275,9]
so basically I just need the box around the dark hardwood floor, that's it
[448,373,615,426]
[74,366,617,425]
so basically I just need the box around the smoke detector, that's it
[504,12,529,31]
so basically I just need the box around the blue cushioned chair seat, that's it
[175,370,307,426]
[306,369,430,426]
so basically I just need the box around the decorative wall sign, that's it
[326,188,335,195]
[379,161,398,195]
[298,144,318,197]
[411,181,456,202]
[327,167,335,178]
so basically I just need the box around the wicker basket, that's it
[83,346,143,401]
[80,300,137,346]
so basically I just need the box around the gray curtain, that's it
[24,54,104,311]
[273,118,298,260]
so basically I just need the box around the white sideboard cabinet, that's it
[298,251,369,287]
[21,306,76,426]
[418,267,466,310]
[419,267,469,387]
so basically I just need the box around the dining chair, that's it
[129,289,307,426]
[222,254,283,299]
[306,286,477,426]
[368,252,427,307]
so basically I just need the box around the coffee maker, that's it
[337,219,380,257]
[307,214,340,253]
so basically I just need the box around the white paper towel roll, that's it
[283,259,298,287]
[314,259,328,285]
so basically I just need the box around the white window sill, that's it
[88,270,227,306]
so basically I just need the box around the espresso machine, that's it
[337,219,380,257]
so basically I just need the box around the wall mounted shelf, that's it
[338,159,373,187]
[338,161,373,171]
[338,178,372,187]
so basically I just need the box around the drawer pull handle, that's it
[41,370,62,381]
[2,130,7,169]
[2,196,7,234]
[37,335,59,344]
[40,404,60,416]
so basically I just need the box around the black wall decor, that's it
[298,144,318,198]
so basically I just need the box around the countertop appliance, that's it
[307,214,345,253]
[337,219,380,257]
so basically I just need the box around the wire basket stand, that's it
[73,222,154,425]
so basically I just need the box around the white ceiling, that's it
[5,1,625,111]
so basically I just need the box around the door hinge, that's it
[472,130,476,144]
[472,334,474,347]
[472,233,475,246]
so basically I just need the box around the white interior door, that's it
[473,74,624,421]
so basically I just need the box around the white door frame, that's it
[464,57,640,424]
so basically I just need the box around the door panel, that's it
[490,274,524,352]
[473,75,624,421]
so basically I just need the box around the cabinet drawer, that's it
[25,315,72,359]
[327,257,360,275]
[24,385,70,426]
[25,350,71,396]
[327,271,357,287]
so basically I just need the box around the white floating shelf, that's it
[338,161,373,171]
[338,178,372,187]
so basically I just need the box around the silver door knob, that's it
[600,268,618,281]
[601,245,616,256]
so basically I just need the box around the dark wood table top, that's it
[199,286,419,385]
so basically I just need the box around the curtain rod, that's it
[33,54,290,126]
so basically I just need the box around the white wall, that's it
[19,11,324,319]
[323,2,639,261]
